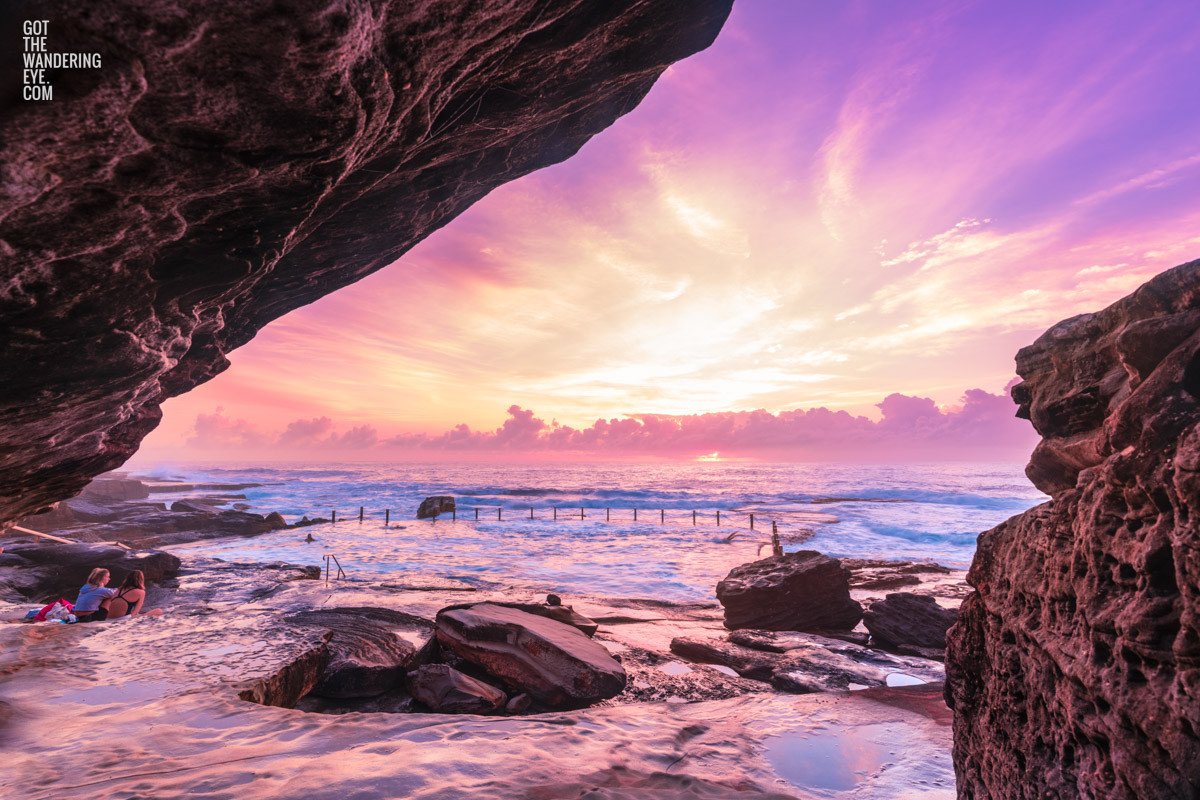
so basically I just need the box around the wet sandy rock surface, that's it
[0,551,961,798]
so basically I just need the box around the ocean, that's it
[146,461,1044,602]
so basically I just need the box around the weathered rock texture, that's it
[670,632,944,694]
[416,496,456,520]
[864,593,957,651]
[406,663,507,714]
[235,634,332,709]
[946,260,1200,799]
[0,541,181,602]
[0,0,733,527]
[716,551,863,632]
[288,607,426,699]
[436,602,626,708]
[442,599,599,637]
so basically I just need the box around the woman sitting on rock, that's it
[72,568,117,622]
[105,570,162,620]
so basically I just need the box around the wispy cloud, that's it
[141,0,1200,457]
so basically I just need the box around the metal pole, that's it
[750,513,754,530]
[693,510,696,526]
[453,507,456,520]
[554,507,557,520]
[498,507,502,521]
[716,510,720,526]
[332,510,337,523]
[634,508,638,521]
[385,509,390,525]
[359,506,364,522]
[475,508,479,520]
[661,509,664,524]
[607,508,610,521]
[581,507,585,519]
[531,507,534,520]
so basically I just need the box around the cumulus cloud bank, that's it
[188,409,379,452]
[183,389,1036,460]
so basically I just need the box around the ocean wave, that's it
[839,524,982,547]
[134,460,1042,597]
[783,488,1035,510]
[809,496,913,505]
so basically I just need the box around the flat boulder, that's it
[436,603,626,709]
[670,634,944,693]
[81,478,150,502]
[416,496,456,519]
[288,607,425,699]
[441,600,599,637]
[52,507,281,548]
[863,593,957,650]
[20,497,123,531]
[716,551,862,632]
[406,664,507,714]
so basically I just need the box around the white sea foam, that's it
[154,460,1044,601]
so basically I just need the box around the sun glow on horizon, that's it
[140,0,1200,460]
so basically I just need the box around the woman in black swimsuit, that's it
[105,570,163,619]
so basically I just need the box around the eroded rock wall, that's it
[0,0,732,525]
[946,260,1200,798]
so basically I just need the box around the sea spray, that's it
[143,460,1042,601]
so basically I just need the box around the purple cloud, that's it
[183,389,1036,460]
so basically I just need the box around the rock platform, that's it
[0,546,963,798]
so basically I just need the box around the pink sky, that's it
[134,0,1200,463]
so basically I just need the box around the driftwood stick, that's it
[7,525,76,545]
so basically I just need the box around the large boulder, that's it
[716,551,863,632]
[0,0,734,529]
[416,496,456,520]
[406,664,507,715]
[863,593,957,650]
[436,603,626,709]
[946,259,1200,799]
[288,607,431,699]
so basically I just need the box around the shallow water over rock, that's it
[1,554,956,798]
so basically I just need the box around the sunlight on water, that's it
[151,461,1042,602]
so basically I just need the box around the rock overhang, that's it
[0,0,734,527]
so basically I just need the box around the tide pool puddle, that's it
[886,672,926,687]
[765,722,896,793]
[658,661,693,676]
[57,679,180,706]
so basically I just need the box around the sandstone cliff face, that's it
[0,0,732,526]
[946,259,1200,798]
